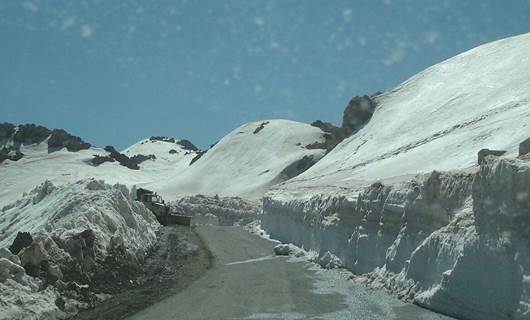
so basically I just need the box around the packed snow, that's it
[279,32,530,195]
[263,33,530,320]
[0,179,159,319]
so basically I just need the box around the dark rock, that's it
[190,150,206,165]
[149,136,176,143]
[48,129,91,153]
[13,124,51,145]
[0,123,15,140]
[0,123,91,164]
[103,146,140,170]
[149,136,198,151]
[309,120,348,152]
[9,232,33,255]
[0,148,24,164]
[91,155,115,166]
[278,155,318,180]
[342,95,377,135]
[169,149,177,154]
[519,137,530,157]
[176,139,198,151]
[55,297,66,311]
[310,94,378,153]
[130,154,156,164]
[478,149,506,165]
[189,141,216,165]
[254,121,270,134]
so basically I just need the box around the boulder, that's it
[273,244,304,257]
[318,251,342,269]
[19,241,48,277]
[273,244,293,256]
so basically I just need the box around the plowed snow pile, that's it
[0,179,159,319]
[263,32,530,320]
[154,120,326,200]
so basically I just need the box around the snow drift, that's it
[263,32,530,320]
[0,179,159,319]
[171,195,260,226]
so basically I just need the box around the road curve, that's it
[128,226,454,320]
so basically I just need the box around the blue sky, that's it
[1,0,530,149]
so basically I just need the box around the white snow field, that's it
[263,32,530,320]
[0,137,197,206]
[152,119,326,200]
[1,120,324,206]
[122,137,198,174]
[0,179,159,319]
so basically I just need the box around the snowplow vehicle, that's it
[136,188,191,226]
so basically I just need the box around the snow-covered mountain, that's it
[277,32,530,195]
[263,32,530,320]
[0,123,204,205]
[152,119,327,200]
[0,120,326,205]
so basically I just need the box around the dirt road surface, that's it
[127,225,455,320]
[75,225,211,320]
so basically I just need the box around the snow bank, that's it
[264,154,529,320]
[0,179,159,319]
[153,120,326,200]
[171,195,260,226]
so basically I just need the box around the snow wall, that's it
[263,157,530,320]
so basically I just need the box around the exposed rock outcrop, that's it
[253,121,270,134]
[520,137,530,157]
[129,154,156,164]
[0,123,91,163]
[189,141,217,166]
[149,136,198,151]
[310,94,379,152]
[91,146,140,170]
[477,148,506,164]
[8,232,33,255]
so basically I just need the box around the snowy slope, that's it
[122,137,198,175]
[262,33,530,320]
[153,120,327,200]
[279,32,530,194]
[0,137,197,206]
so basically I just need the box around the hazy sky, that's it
[1,0,530,149]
